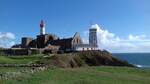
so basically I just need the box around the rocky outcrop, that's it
[35,50,134,68]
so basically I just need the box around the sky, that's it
[0,0,150,53]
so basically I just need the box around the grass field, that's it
[0,52,150,84]
[0,54,44,64]
[0,66,150,84]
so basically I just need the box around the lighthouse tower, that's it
[40,20,46,35]
[89,24,98,47]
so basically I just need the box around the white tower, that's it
[40,20,46,35]
[89,24,98,47]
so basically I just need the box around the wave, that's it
[135,64,150,68]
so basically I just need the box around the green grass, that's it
[0,54,44,64]
[1,66,150,84]
[0,52,149,84]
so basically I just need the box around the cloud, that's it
[82,24,150,53]
[128,34,146,41]
[0,32,15,48]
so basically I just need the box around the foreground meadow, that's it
[0,66,150,84]
[0,51,149,84]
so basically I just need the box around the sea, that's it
[113,53,150,68]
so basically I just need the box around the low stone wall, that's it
[0,64,50,80]
[0,48,63,55]
[1,48,44,55]
[0,64,46,67]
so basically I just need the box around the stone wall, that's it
[36,34,57,48]
[21,37,33,48]
[2,48,43,55]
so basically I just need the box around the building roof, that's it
[48,38,73,45]
[74,44,97,48]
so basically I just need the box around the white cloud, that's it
[128,34,146,41]
[0,32,15,48]
[82,24,150,53]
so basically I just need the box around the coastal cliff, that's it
[35,50,134,68]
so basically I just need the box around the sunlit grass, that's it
[1,66,150,84]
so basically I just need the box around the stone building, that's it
[49,32,82,51]
[12,20,83,52]
[89,28,98,47]
[36,34,58,48]
[10,20,98,55]
[21,37,33,48]
[73,24,98,51]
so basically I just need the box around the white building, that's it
[73,24,98,51]
[73,44,98,51]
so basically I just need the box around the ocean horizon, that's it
[113,53,150,68]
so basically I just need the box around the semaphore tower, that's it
[89,25,98,47]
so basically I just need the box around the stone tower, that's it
[40,20,46,35]
[89,25,98,47]
[21,37,33,48]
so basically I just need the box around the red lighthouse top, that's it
[40,20,45,28]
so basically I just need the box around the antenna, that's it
[89,20,93,26]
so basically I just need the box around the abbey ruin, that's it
[2,20,98,55]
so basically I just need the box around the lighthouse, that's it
[40,20,46,35]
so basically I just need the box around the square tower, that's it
[21,37,33,48]
[89,28,97,47]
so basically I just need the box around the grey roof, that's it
[74,44,97,48]
[48,38,73,45]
